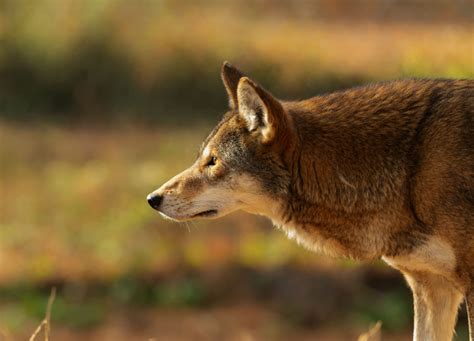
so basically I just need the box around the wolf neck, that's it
[286,114,408,216]
[281,81,437,216]
[272,83,436,259]
[273,111,409,259]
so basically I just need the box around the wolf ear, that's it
[221,61,246,110]
[237,77,286,144]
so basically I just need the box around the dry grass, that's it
[358,322,382,341]
[28,288,56,341]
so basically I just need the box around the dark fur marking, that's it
[406,86,443,232]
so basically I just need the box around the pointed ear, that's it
[237,77,287,144]
[221,61,246,110]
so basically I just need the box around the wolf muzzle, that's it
[147,193,162,210]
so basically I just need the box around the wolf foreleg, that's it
[404,272,463,341]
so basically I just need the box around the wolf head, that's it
[147,62,295,222]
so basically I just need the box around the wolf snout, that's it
[147,193,163,210]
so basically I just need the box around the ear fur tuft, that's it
[221,61,246,110]
[237,77,277,143]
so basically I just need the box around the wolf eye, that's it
[206,156,217,167]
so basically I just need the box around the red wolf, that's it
[148,62,474,341]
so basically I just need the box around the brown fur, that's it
[148,62,473,340]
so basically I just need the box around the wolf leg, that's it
[467,288,474,341]
[404,272,463,341]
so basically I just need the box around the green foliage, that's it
[0,286,105,330]
[153,279,207,307]
[351,289,411,331]
[42,296,105,329]
[110,275,208,307]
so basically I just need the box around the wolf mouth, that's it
[192,209,218,218]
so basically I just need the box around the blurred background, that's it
[0,0,472,340]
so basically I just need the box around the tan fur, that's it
[383,237,456,279]
[148,62,474,340]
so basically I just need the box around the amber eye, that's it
[206,156,217,167]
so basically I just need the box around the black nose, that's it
[147,193,162,210]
